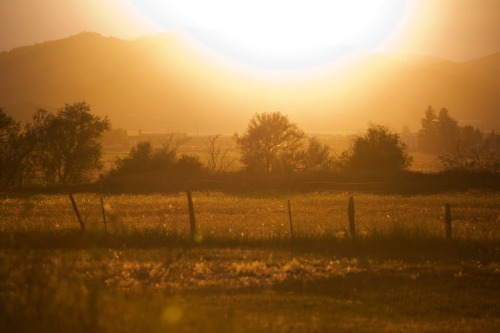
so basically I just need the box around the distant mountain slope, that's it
[465,53,500,71]
[1,32,499,133]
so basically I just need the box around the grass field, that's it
[1,191,499,332]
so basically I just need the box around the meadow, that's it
[1,191,499,332]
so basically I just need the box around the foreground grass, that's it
[1,191,499,332]
[1,248,500,332]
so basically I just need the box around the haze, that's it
[1,0,500,134]
[3,0,500,60]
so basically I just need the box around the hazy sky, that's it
[1,0,500,62]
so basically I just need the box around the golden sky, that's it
[1,0,500,65]
[1,0,500,134]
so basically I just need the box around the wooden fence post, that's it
[69,193,85,231]
[100,196,108,233]
[288,199,294,242]
[187,190,197,242]
[348,196,355,239]
[444,203,452,240]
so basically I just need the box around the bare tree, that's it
[203,134,235,174]
[160,133,190,153]
[439,145,499,172]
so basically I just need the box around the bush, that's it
[342,124,412,172]
[113,139,203,175]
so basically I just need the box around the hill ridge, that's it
[1,32,499,133]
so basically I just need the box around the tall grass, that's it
[1,191,498,255]
[1,191,499,332]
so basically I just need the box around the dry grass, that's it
[1,190,499,332]
[1,191,498,246]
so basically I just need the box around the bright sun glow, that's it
[127,0,413,69]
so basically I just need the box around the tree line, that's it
[1,102,498,189]
[1,102,109,189]
[418,106,499,171]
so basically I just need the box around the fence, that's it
[67,191,459,244]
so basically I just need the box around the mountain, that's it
[1,32,499,134]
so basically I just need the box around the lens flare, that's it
[161,304,183,324]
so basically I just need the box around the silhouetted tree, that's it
[1,109,23,188]
[203,134,235,174]
[235,112,305,172]
[115,141,175,173]
[301,137,334,171]
[1,109,18,187]
[418,106,459,154]
[114,134,203,174]
[438,130,499,172]
[28,102,110,184]
[176,154,204,173]
[418,106,499,171]
[458,125,483,150]
[342,124,412,171]
[0,108,37,188]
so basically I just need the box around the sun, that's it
[127,0,413,69]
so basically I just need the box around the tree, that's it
[458,125,483,150]
[0,108,37,188]
[235,112,305,172]
[203,134,235,174]
[418,106,460,154]
[417,106,499,171]
[115,141,175,173]
[301,137,334,171]
[114,134,203,174]
[342,124,412,171]
[0,109,22,188]
[176,154,204,173]
[28,102,110,184]
[438,130,499,172]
